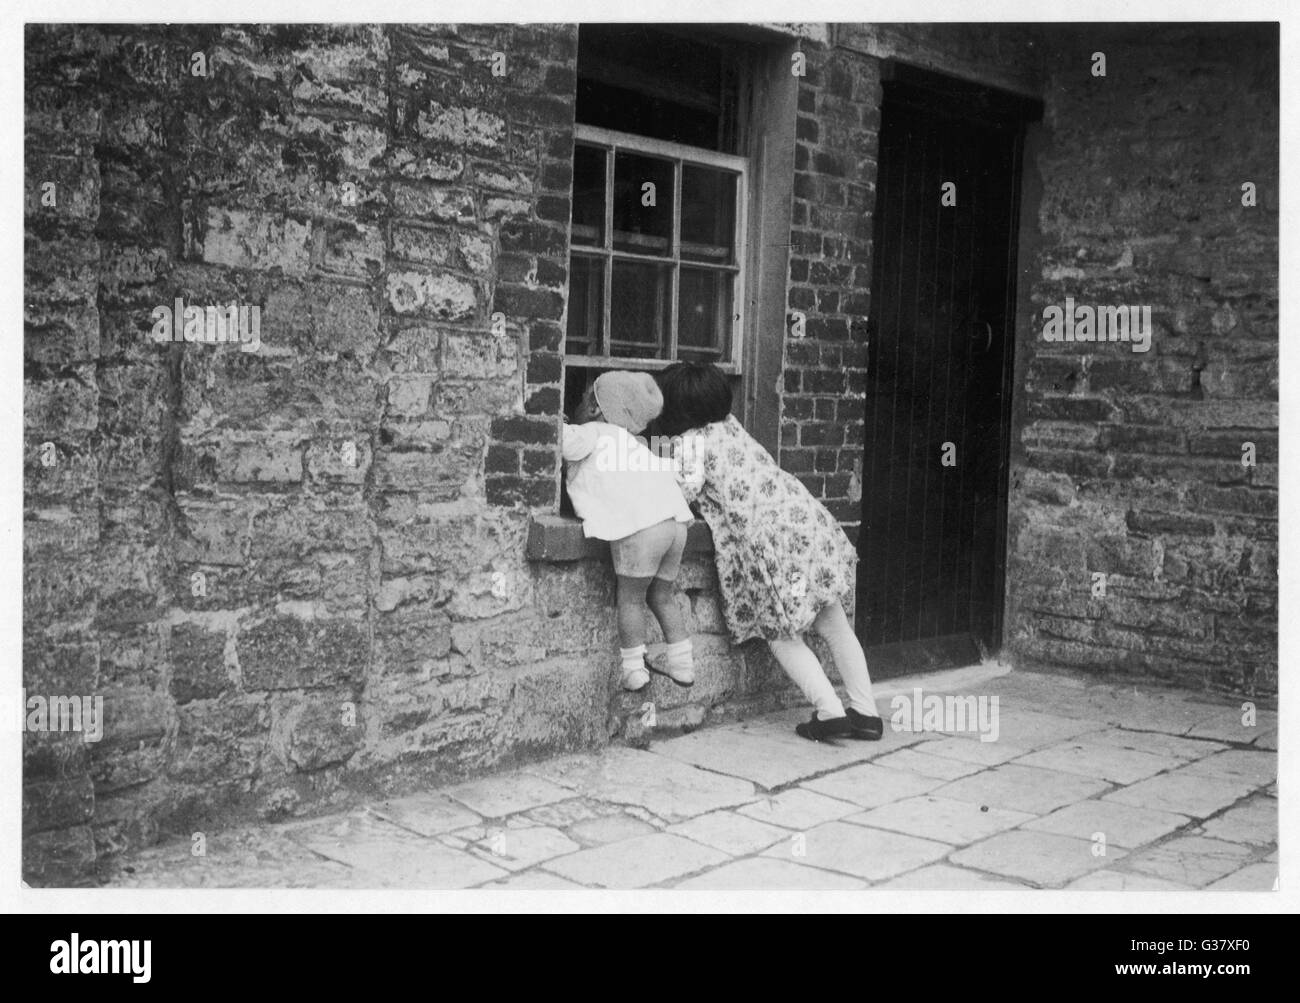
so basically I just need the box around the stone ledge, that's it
[526,514,714,562]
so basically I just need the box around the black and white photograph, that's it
[10,1,1287,922]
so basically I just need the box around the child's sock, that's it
[663,639,694,683]
[620,644,649,690]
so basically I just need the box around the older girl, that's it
[656,362,883,742]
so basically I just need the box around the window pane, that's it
[566,254,606,355]
[681,166,737,264]
[677,266,732,361]
[610,259,671,358]
[613,152,674,257]
[572,144,606,247]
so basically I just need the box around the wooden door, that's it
[856,64,1039,677]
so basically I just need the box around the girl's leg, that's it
[768,635,846,720]
[811,601,880,717]
[615,575,653,688]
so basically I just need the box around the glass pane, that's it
[566,254,606,355]
[677,266,732,362]
[613,152,673,256]
[681,166,737,264]
[610,259,671,358]
[572,144,606,247]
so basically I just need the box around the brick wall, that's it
[780,43,879,539]
[1006,24,1279,696]
[778,26,1044,545]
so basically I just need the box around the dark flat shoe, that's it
[845,707,885,741]
[795,713,852,743]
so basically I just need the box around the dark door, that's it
[856,65,1039,677]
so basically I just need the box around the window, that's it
[564,26,755,421]
[567,128,747,371]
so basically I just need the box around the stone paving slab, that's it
[975,671,1093,711]
[760,820,951,882]
[111,826,368,889]
[846,795,1034,846]
[737,788,861,830]
[1122,836,1256,888]
[1185,706,1278,744]
[939,708,1109,751]
[802,762,945,809]
[932,763,1111,815]
[650,725,876,788]
[370,792,483,836]
[462,825,581,871]
[1196,797,1277,846]
[666,810,790,857]
[1065,687,1221,734]
[1204,863,1277,891]
[568,813,660,846]
[540,832,728,888]
[1065,870,1194,891]
[1089,693,1277,744]
[443,772,575,818]
[875,863,1029,890]
[871,746,986,780]
[949,830,1122,887]
[912,736,1027,766]
[483,870,587,890]
[1174,749,1277,787]
[287,810,508,888]
[521,797,628,828]
[673,857,868,890]
[1021,799,1190,848]
[1011,740,1182,785]
[525,748,758,822]
[1083,728,1228,761]
[1103,771,1257,818]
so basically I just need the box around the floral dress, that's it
[677,415,859,644]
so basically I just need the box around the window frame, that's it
[566,122,749,375]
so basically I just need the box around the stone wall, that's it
[23,22,1277,885]
[1005,24,1279,697]
[23,23,798,885]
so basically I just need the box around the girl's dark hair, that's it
[655,362,733,437]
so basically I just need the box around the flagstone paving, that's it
[107,672,1278,892]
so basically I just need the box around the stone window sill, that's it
[526,514,714,562]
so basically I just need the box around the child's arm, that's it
[674,434,707,502]
[562,422,599,463]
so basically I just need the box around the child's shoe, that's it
[620,644,650,692]
[844,706,885,741]
[648,638,694,687]
[648,657,694,688]
[621,666,650,691]
[795,713,852,743]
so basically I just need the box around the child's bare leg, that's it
[615,574,653,689]
[646,577,687,644]
[811,601,880,716]
[647,576,693,685]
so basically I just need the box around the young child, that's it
[656,361,884,742]
[562,370,696,692]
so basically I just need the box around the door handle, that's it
[972,321,992,353]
